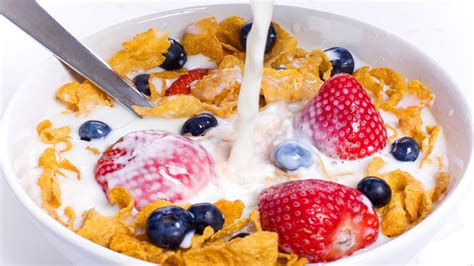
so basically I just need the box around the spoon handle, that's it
[0,0,154,114]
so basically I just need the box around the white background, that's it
[0,0,473,265]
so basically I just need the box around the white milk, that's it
[228,0,274,173]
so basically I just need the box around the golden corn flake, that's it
[76,209,133,247]
[403,181,425,221]
[133,95,204,118]
[353,66,384,107]
[432,171,450,203]
[191,226,214,249]
[37,120,72,152]
[109,233,163,263]
[203,102,238,118]
[261,68,304,103]
[86,146,101,155]
[366,156,384,176]
[216,16,246,52]
[380,192,410,237]
[214,199,245,226]
[38,169,62,209]
[209,217,250,242]
[192,67,241,105]
[109,29,170,75]
[38,148,80,179]
[182,17,224,62]
[265,23,298,65]
[64,207,77,230]
[395,106,426,147]
[56,80,112,115]
[249,210,262,232]
[407,80,433,106]
[277,252,309,266]
[420,125,441,168]
[369,68,405,92]
[108,187,135,220]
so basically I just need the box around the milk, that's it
[228,0,274,173]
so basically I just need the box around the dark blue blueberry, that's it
[272,140,314,171]
[239,20,277,53]
[357,176,392,208]
[160,38,187,70]
[391,137,420,162]
[274,65,286,70]
[146,206,194,249]
[181,113,218,136]
[230,232,249,240]
[133,74,151,96]
[78,120,111,141]
[187,203,224,234]
[324,47,355,76]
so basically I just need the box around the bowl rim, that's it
[1,3,472,265]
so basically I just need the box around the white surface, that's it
[0,0,473,265]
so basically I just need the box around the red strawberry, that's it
[258,179,379,263]
[94,130,215,209]
[165,68,209,96]
[294,73,387,160]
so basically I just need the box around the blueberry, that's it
[187,203,224,234]
[78,120,111,141]
[160,38,187,70]
[132,74,151,96]
[391,137,420,162]
[230,232,249,240]
[274,65,286,70]
[324,47,355,76]
[272,140,314,171]
[146,206,194,249]
[181,113,218,136]
[239,20,277,53]
[357,176,392,208]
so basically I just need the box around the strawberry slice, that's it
[258,179,379,262]
[94,130,215,209]
[165,68,210,96]
[294,73,387,160]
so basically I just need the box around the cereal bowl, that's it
[1,4,472,265]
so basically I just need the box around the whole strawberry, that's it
[95,130,215,209]
[258,179,379,262]
[294,73,387,160]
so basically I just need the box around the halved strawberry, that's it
[94,130,215,209]
[294,73,387,160]
[258,179,379,262]
[165,68,210,96]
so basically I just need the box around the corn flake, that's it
[182,17,224,62]
[261,68,304,103]
[366,156,384,176]
[133,95,204,118]
[109,29,170,75]
[420,125,441,168]
[216,16,246,52]
[265,23,298,65]
[214,199,245,226]
[56,80,112,115]
[109,233,163,263]
[108,187,135,220]
[380,192,410,236]
[432,172,450,202]
[38,169,62,209]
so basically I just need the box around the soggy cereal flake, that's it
[38,169,62,209]
[214,199,245,226]
[192,67,241,105]
[432,172,450,203]
[76,209,133,247]
[277,252,309,266]
[64,207,76,230]
[210,218,250,242]
[109,29,170,75]
[108,187,135,220]
[216,16,246,52]
[86,146,101,155]
[366,156,384,176]
[110,233,163,262]
[264,23,297,65]
[380,192,410,237]
[407,80,433,106]
[132,199,173,230]
[420,125,441,168]
[56,80,112,115]
[133,95,204,118]
[182,17,224,62]
[191,226,214,249]
[203,102,238,118]
[38,148,80,179]
[261,68,304,103]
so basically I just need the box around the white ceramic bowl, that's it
[1,4,472,265]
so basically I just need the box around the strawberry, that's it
[294,73,387,160]
[94,130,215,209]
[165,68,209,96]
[258,179,379,262]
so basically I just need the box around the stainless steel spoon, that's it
[0,0,154,115]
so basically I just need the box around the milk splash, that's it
[228,0,274,173]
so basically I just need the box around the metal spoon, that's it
[0,0,154,115]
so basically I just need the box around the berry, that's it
[78,120,111,141]
[146,206,194,249]
[181,113,218,136]
[258,179,379,262]
[230,232,250,240]
[324,47,355,76]
[272,140,313,171]
[239,20,277,53]
[357,176,392,208]
[160,38,187,70]
[294,74,387,160]
[391,137,420,162]
[165,68,209,96]
[132,74,151,96]
[187,203,224,234]
[94,130,215,209]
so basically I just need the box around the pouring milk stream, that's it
[229,0,274,173]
